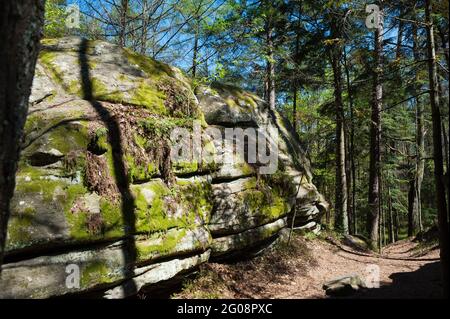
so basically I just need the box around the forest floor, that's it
[171,231,443,299]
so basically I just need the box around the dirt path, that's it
[172,235,443,299]
[275,238,441,299]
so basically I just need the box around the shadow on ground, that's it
[342,261,443,299]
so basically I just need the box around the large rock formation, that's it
[0,37,328,298]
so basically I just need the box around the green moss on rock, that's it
[63,184,91,240]
[7,207,36,247]
[38,51,63,87]
[124,48,174,79]
[136,228,187,261]
[172,161,198,175]
[130,80,167,114]
[125,154,159,184]
[133,179,212,234]
[15,178,65,203]
[99,199,124,238]
[211,82,259,110]
[50,125,89,154]
[240,176,291,223]
[134,182,177,233]
[41,38,59,46]
[178,180,213,225]
[81,261,117,288]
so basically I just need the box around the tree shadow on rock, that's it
[78,38,138,296]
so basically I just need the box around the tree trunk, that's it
[367,7,383,251]
[118,0,129,47]
[266,26,276,110]
[407,23,425,236]
[425,0,450,298]
[415,81,425,234]
[293,89,298,132]
[437,24,449,70]
[379,169,384,252]
[139,1,149,55]
[346,134,353,234]
[331,42,349,234]
[394,207,399,241]
[408,179,421,236]
[344,49,356,234]
[325,184,331,227]
[292,20,300,133]
[192,26,199,78]
[388,186,394,244]
[0,0,45,269]
[395,18,404,59]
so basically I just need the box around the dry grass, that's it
[172,234,317,299]
[85,151,120,201]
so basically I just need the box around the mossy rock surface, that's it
[209,176,294,236]
[132,179,212,234]
[35,37,197,116]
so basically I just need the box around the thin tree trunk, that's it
[267,26,276,110]
[0,0,45,269]
[394,206,399,241]
[356,158,360,234]
[325,184,330,227]
[344,48,356,234]
[263,0,276,110]
[192,26,199,78]
[437,24,449,71]
[331,41,349,234]
[425,0,450,298]
[379,168,384,252]
[388,186,394,244]
[435,20,449,225]
[345,131,353,234]
[119,0,129,47]
[408,178,421,236]
[415,91,425,234]
[367,6,383,251]
[292,1,303,133]
[404,22,425,237]
[292,21,300,133]
[415,91,425,235]
[383,204,386,247]
[395,18,404,60]
[293,89,298,132]
[139,1,149,55]
[436,71,449,172]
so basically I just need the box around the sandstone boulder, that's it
[0,37,328,298]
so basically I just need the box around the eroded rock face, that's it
[0,37,327,298]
